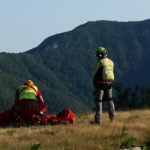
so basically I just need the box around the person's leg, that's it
[95,90,104,124]
[106,88,115,121]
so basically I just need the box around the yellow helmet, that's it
[24,80,34,85]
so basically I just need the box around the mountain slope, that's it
[26,19,150,106]
[0,19,150,113]
[0,53,89,113]
[26,19,150,87]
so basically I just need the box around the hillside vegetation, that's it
[0,109,150,150]
[0,19,150,113]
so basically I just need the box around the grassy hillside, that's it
[0,109,150,150]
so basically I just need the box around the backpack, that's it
[56,109,75,124]
[101,58,114,81]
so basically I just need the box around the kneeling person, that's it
[13,80,46,114]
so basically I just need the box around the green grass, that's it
[0,109,150,150]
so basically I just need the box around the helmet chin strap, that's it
[98,55,107,59]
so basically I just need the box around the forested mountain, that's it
[0,19,150,113]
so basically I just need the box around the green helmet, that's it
[95,47,107,57]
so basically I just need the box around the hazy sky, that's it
[1,0,150,53]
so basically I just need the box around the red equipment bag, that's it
[57,109,75,124]
[0,109,13,126]
[0,107,75,126]
[40,109,75,125]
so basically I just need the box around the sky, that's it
[1,0,150,53]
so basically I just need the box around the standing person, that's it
[13,79,46,114]
[93,47,115,125]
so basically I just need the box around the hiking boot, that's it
[96,120,101,125]
[90,120,101,125]
[110,117,115,122]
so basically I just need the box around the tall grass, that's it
[0,109,150,150]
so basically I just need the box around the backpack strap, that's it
[19,86,38,95]
[102,58,110,67]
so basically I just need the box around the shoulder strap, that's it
[103,58,110,67]
[19,86,38,95]
[19,86,27,95]
[31,86,38,95]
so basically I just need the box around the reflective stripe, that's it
[20,92,37,97]
[18,85,38,101]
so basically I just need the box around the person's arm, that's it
[93,62,103,85]
[37,95,44,103]
[15,95,19,104]
[12,89,19,108]
[37,89,44,103]
[93,62,99,84]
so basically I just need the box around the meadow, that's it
[0,109,150,150]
